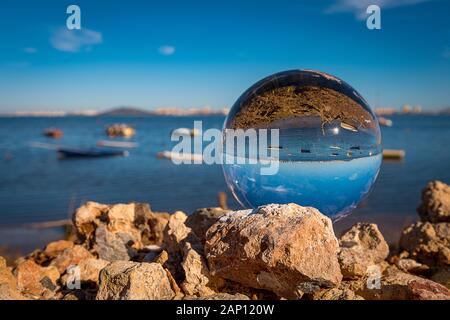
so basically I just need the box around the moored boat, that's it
[57,147,128,158]
[43,128,63,139]
[97,140,139,148]
[171,128,200,137]
[106,124,136,138]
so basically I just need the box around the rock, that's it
[44,240,74,258]
[356,266,450,300]
[408,279,450,300]
[164,268,183,298]
[144,212,170,246]
[73,201,109,242]
[1,264,25,300]
[163,211,191,253]
[431,267,450,289]
[73,202,144,247]
[338,223,389,279]
[186,207,229,244]
[96,261,175,300]
[312,287,364,300]
[394,258,429,275]
[106,203,141,241]
[94,226,137,261]
[184,293,250,300]
[205,204,342,299]
[418,181,450,223]
[152,250,169,265]
[61,258,109,287]
[50,245,94,274]
[399,221,450,267]
[180,242,215,296]
[162,211,202,282]
[14,259,59,296]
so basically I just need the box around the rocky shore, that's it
[1,181,449,300]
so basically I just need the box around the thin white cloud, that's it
[24,47,37,54]
[50,27,102,53]
[158,45,176,56]
[325,0,431,20]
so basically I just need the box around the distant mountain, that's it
[99,107,152,116]
[99,106,229,116]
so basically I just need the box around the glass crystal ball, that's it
[222,70,382,219]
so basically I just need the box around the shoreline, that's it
[1,180,449,300]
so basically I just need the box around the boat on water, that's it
[57,147,128,159]
[97,140,139,148]
[43,128,63,139]
[156,150,203,162]
[378,117,393,127]
[106,124,136,138]
[382,149,405,160]
[171,128,200,137]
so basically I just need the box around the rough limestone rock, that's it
[180,242,215,296]
[14,260,59,296]
[184,293,250,300]
[144,212,170,246]
[73,201,110,242]
[205,203,342,299]
[0,262,25,300]
[399,221,450,267]
[162,210,205,283]
[61,258,109,286]
[431,267,450,289]
[312,287,364,300]
[94,226,137,261]
[338,223,390,279]
[418,181,450,223]
[186,207,229,244]
[163,211,191,253]
[408,279,450,300]
[44,240,74,258]
[50,245,94,274]
[356,266,450,300]
[152,250,169,265]
[394,258,429,275]
[73,202,147,246]
[96,261,175,300]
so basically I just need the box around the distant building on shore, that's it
[402,104,412,113]
[413,105,422,113]
[375,107,398,116]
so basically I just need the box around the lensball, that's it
[222,69,382,219]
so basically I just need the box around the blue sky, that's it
[0,0,449,112]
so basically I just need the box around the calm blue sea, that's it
[0,114,449,253]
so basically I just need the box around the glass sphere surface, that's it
[222,70,382,219]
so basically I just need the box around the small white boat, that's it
[97,140,139,148]
[171,128,200,137]
[156,150,203,162]
[378,117,393,127]
[340,122,358,132]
